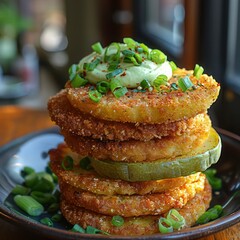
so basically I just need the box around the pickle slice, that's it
[91,128,221,181]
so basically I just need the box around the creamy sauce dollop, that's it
[78,45,172,88]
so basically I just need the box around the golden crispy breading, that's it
[62,116,211,162]
[48,89,209,141]
[66,70,220,124]
[60,178,212,236]
[59,174,205,217]
[49,143,202,195]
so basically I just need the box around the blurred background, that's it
[0,0,239,134]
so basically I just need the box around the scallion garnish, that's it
[86,226,105,234]
[122,49,135,57]
[68,64,79,81]
[104,42,121,62]
[20,166,35,178]
[79,157,92,170]
[91,42,103,54]
[108,61,119,71]
[153,75,168,90]
[193,64,204,79]
[111,215,124,227]
[204,168,222,190]
[71,224,85,233]
[14,195,44,216]
[61,155,74,170]
[166,209,186,230]
[106,68,123,79]
[140,79,151,89]
[83,58,101,71]
[96,81,110,94]
[71,74,88,88]
[89,89,102,102]
[150,49,167,64]
[196,205,223,224]
[123,37,137,49]
[158,217,173,233]
[169,61,178,72]
[170,83,179,90]
[40,217,53,227]
[113,87,128,98]
[178,76,194,92]
[134,53,142,64]
[11,185,30,195]
[30,191,56,205]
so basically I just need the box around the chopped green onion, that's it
[129,56,140,66]
[158,217,173,233]
[71,224,85,233]
[68,64,79,81]
[11,185,30,195]
[79,157,92,170]
[89,89,102,103]
[83,58,101,71]
[150,49,167,64]
[139,43,149,57]
[40,217,53,227]
[61,155,74,170]
[122,49,135,57]
[134,53,142,64]
[14,195,44,216]
[85,226,104,234]
[106,68,123,79]
[110,78,122,92]
[104,42,120,62]
[24,173,39,188]
[169,61,178,72]
[170,83,179,90]
[71,74,88,88]
[91,42,103,54]
[30,191,56,205]
[196,205,223,224]
[20,166,35,178]
[123,37,137,49]
[108,61,119,71]
[96,81,110,94]
[153,75,168,90]
[140,79,151,89]
[47,202,60,213]
[51,213,62,222]
[136,47,143,53]
[193,64,204,79]
[166,209,185,230]
[178,76,194,92]
[33,178,55,193]
[113,87,128,98]
[204,168,222,190]
[111,215,124,227]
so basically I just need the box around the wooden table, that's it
[0,106,239,240]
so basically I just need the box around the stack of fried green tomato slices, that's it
[48,38,221,236]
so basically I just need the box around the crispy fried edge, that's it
[62,115,211,162]
[49,143,202,195]
[59,174,205,217]
[66,70,220,124]
[60,178,212,236]
[48,89,209,141]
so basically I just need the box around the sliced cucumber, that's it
[91,128,221,182]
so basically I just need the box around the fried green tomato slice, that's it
[90,128,221,181]
[48,89,209,141]
[49,143,201,195]
[59,174,205,217]
[66,69,220,124]
[62,114,211,162]
[60,178,212,236]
